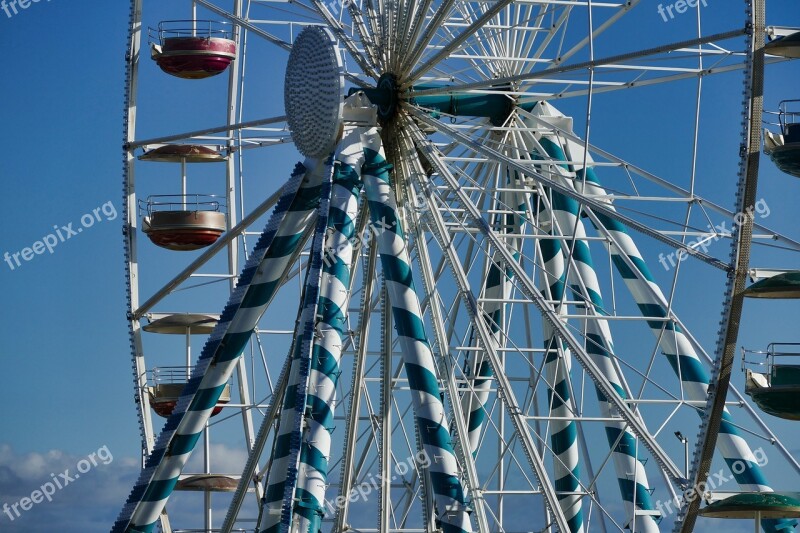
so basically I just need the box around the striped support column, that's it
[259,159,336,533]
[460,247,508,455]
[461,183,524,456]
[291,130,366,533]
[112,159,328,533]
[539,234,585,533]
[361,128,473,533]
[546,185,660,533]
[575,164,793,533]
[527,100,793,531]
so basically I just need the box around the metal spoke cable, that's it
[408,122,686,486]
[404,28,747,92]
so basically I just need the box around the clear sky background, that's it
[0,1,798,532]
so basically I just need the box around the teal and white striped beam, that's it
[361,127,473,533]
[258,159,336,533]
[527,101,795,533]
[112,159,329,533]
[534,132,659,530]
[461,179,525,457]
[291,128,366,533]
[539,234,585,533]
[545,186,660,532]
[583,177,794,533]
[399,146,491,533]
[404,120,574,533]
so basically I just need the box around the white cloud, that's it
[0,443,138,533]
[0,441,257,532]
[184,442,249,474]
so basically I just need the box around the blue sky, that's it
[0,1,798,532]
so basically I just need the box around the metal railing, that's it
[149,20,233,45]
[741,342,800,378]
[764,99,800,134]
[138,194,225,215]
[150,366,194,385]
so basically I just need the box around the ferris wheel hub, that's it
[375,73,399,121]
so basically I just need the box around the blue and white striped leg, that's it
[258,159,336,533]
[528,100,792,532]
[577,167,792,533]
[361,128,473,533]
[292,130,366,533]
[539,234,585,533]
[461,183,525,457]
[546,190,660,533]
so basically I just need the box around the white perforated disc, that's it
[284,27,345,158]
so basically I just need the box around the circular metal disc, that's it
[699,492,800,519]
[284,26,344,158]
[138,144,227,163]
[143,313,219,334]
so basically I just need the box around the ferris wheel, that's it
[115,1,800,532]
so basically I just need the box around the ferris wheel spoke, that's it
[196,0,291,51]
[405,0,516,85]
[129,115,288,149]
[397,0,435,71]
[405,26,747,93]
[348,2,382,69]
[198,0,373,86]
[384,0,401,71]
[523,59,763,102]
[542,1,638,72]
[406,104,730,271]
[408,118,688,487]
[312,0,381,79]
[400,128,572,533]
[427,17,498,84]
[505,3,557,75]
[513,5,572,77]
[389,0,420,72]
[399,0,459,79]
[449,2,510,78]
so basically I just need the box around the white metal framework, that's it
[119,1,800,532]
